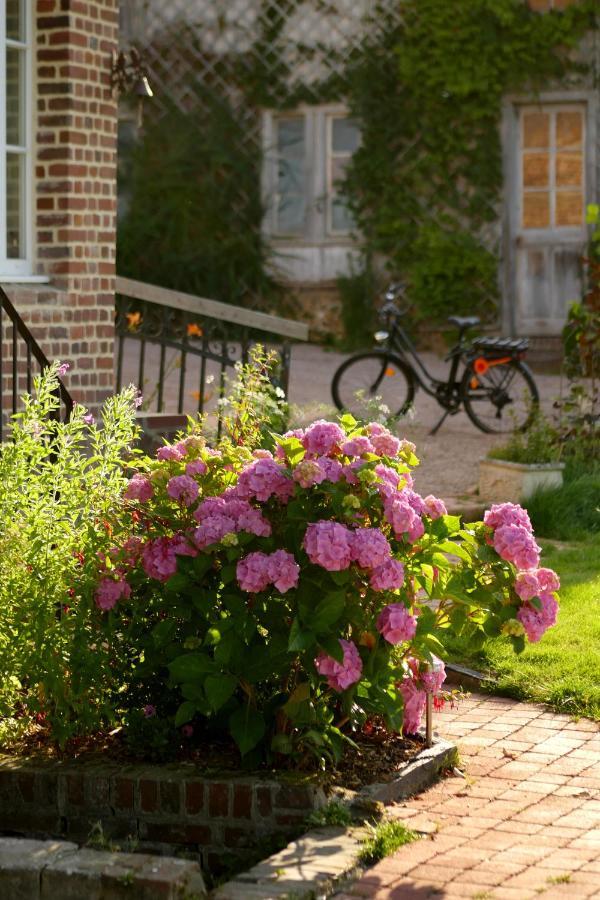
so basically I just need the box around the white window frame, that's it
[518,103,586,234]
[1,0,33,277]
[262,105,359,244]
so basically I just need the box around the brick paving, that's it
[336,693,600,899]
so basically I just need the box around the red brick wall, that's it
[3,0,118,413]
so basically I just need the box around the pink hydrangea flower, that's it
[235,504,272,538]
[377,603,416,644]
[370,431,401,458]
[484,502,532,533]
[185,459,208,477]
[167,474,199,507]
[57,362,70,377]
[170,533,197,557]
[317,457,343,483]
[194,515,237,549]
[384,496,424,543]
[95,577,131,611]
[237,458,294,503]
[404,489,425,516]
[341,436,374,457]
[141,537,179,582]
[236,552,272,593]
[267,550,300,593]
[156,444,185,462]
[421,658,447,694]
[303,521,354,571]
[194,495,271,541]
[493,524,541,571]
[342,461,361,486]
[399,677,426,735]
[351,527,391,569]
[143,704,156,718]
[375,464,401,496]
[123,473,154,502]
[517,593,558,643]
[423,495,447,519]
[370,559,405,591]
[302,420,345,457]
[293,459,325,489]
[315,639,363,692]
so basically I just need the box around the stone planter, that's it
[479,457,565,504]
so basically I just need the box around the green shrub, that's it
[0,365,140,745]
[524,475,600,541]
[487,410,560,466]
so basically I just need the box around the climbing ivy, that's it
[344,0,598,326]
[118,0,598,332]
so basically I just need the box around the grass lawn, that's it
[442,538,600,720]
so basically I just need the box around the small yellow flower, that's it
[221,532,239,547]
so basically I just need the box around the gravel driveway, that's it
[288,344,564,505]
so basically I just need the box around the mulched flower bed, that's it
[2,722,424,791]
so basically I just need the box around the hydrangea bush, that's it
[95,415,559,767]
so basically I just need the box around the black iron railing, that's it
[115,277,308,429]
[0,284,74,442]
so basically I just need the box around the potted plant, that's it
[479,410,564,504]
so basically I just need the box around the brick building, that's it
[1,0,118,410]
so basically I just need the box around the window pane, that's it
[555,190,583,227]
[522,192,550,229]
[332,117,360,154]
[6,153,24,258]
[523,152,549,187]
[6,46,24,146]
[6,0,23,41]
[522,112,549,149]
[556,111,582,149]
[275,118,305,234]
[556,152,582,187]
[331,197,354,232]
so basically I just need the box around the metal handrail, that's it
[0,284,74,441]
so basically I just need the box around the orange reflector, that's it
[473,357,489,375]
[385,367,395,377]
[470,377,479,390]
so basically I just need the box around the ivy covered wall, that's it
[118,0,599,340]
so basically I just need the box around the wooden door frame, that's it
[501,89,598,336]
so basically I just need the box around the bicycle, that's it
[331,284,539,434]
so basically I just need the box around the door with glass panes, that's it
[511,103,589,335]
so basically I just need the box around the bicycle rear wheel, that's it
[331,352,415,421]
[461,358,539,434]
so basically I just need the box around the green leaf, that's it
[221,564,236,584]
[441,514,461,534]
[174,700,197,727]
[339,412,357,430]
[152,619,177,647]
[193,555,213,579]
[164,572,190,594]
[435,540,472,563]
[329,569,350,586]
[288,618,316,652]
[204,673,237,711]
[318,635,344,663]
[310,591,346,633]
[229,705,266,756]
[169,653,214,682]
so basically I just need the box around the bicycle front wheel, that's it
[461,358,539,434]
[331,352,415,421]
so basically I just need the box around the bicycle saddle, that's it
[448,316,480,330]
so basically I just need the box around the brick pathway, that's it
[337,693,600,899]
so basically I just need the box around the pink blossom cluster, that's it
[493,524,541,571]
[141,534,196,582]
[341,436,374,457]
[484,502,532,531]
[236,549,299,594]
[302,420,345,457]
[514,567,560,602]
[156,443,187,462]
[167,474,199,507]
[95,577,131,611]
[124,473,154,502]
[517,593,559,643]
[185,459,208,477]
[382,493,424,543]
[376,603,416,644]
[399,657,447,734]
[366,422,401,458]
[369,558,405,591]
[193,494,271,549]
[315,639,363,692]
[423,495,447,520]
[236,456,294,503]
[303,521,354,571]
[351,527,392,569]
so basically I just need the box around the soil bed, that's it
[1,724,423,791]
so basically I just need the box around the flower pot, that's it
[478,457,565,505]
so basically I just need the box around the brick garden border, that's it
[0,736,456,892]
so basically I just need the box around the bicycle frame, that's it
[381,319,468,410]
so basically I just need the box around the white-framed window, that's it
[1,0,32,276]
[519,104,585,231]
[263,106,360,241]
